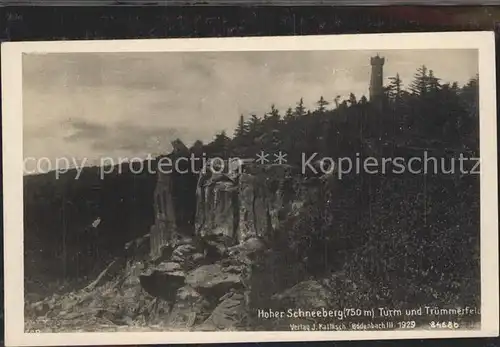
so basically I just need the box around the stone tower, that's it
[369,54,385,102]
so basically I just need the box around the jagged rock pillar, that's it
[150,170,177,259]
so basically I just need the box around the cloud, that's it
[89,124,185,154]
[65,119,109,141]
[63,118,195,157]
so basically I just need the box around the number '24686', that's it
[430,321,460,329]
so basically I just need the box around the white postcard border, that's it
[2,32,498,346]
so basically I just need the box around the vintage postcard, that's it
[2,32,498,346]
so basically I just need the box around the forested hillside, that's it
[204,66,481,309]
[24,163,157,297]
[205,66,478,161]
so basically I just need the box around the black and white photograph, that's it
[2,32,498,345]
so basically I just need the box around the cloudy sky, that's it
[23,49,478,171]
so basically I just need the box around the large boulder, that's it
[139,262,185,301]
[167,286,212,328]
[185,264,243,298]
[228,237,266,258]
[171,244,198,263]
[152,242,206,271]
[199,291,247,331]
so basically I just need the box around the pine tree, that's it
[348,93,357,106]
[409,65,429,96]
[295,98,306,117]
[316,96,329,112]
[264,104,281,130]
[234,114,249,137]
[268,104,280,119]
[211,130,231,158]
[190,140,204,153]
[460,75,480,119]
[214,130,229,142]
[388,74,403,101]
[428,70,441,92]
[248,114,261,133]
[334,95,341,109]
[284,107,294,122]
[190,140,205,170]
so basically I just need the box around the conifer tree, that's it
[269,104,280,119]
[427,70,441,92]
[388,74,403,101]
[334,95,341,109]
[234,114,249,137]
[211,130,231,157]
[284,107,294,122]
[190,140,204,154]
[248,114,261,133]
[294,98,306,117]
[316,96,329,112]
[348,93,357,106]
[264,104,281,130]
[409,65,429,96]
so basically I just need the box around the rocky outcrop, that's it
[195,160,305,244]
[185,264,243,298]
[199,291,247,331]
[167,285,211,328]
[26,234,257,332]
[149,140,199,260]
[196,178,238,242]
[150,170,177,260]
[25,152,340,333]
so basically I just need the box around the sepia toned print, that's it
[2,32,498,346]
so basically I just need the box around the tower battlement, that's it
[371,56,385,66]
